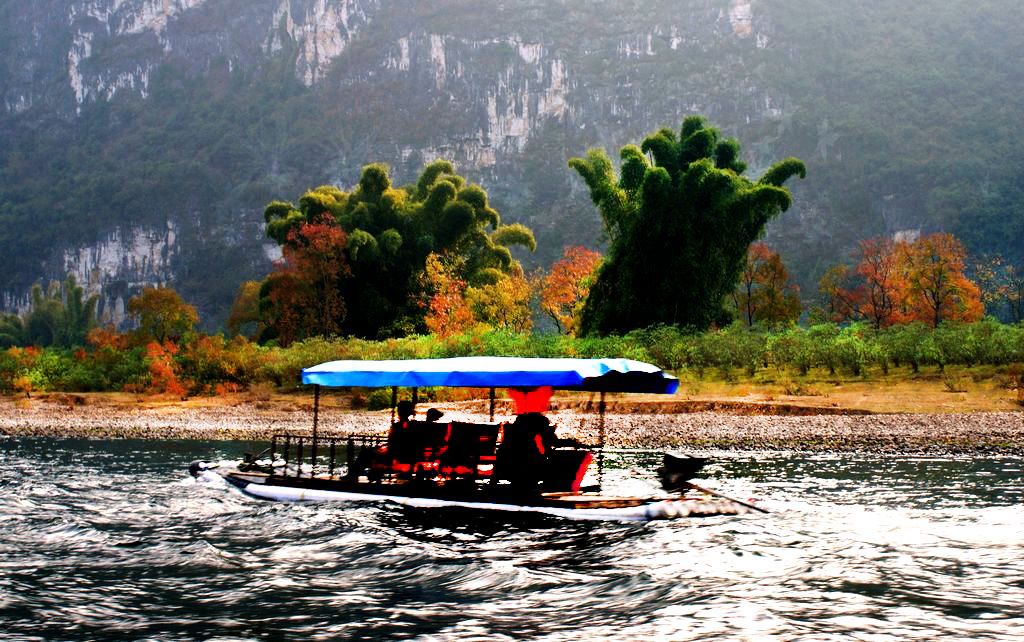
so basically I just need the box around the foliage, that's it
[823,233,984,328]
[259,216,350,346]
[731,242,802,327]
[0,313,25,348]
[898,233,984,327]
[128,287,199,344]
[466,270,534,334]
[972,255,1024,323]
[569,116,805,335]
[11,276,99,348]
[262,161,536,339]
[421,253,478,338]
[539,246,602,335]
[226,281,263,339]
[3,319,1024,394]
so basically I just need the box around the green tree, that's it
[0,313,24,348]
[263,160,536,338]
[20,276,98,347]
[569,116,805,335]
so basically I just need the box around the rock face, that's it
[0,0,1020,325]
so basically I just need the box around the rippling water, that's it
[1,438,1022,641]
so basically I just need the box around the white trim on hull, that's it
[201,470,753,522]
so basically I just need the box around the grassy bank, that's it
[1,321,1022,415]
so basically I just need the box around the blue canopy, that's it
[301,357,679,394]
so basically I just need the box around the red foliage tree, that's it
[421,253,476,337]
[261,215,350,346]
[539,246,602,335]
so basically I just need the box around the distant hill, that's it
[1,0,1020,326]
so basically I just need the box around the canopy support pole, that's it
[489,387,496,422]
[598,391,606,489]
[412,387,419,408]
[389,387,397,424]
[311,384,320,478]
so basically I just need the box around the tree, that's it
[0,314,25,348]
[20,276,98,347]
[732,242,802,327]
[820,238,908,329]
[973,255,1024,323]
[262,160,536,338]
[127,287,199,344]
[1003,265,1024,323]
[467,269,534,334]
[898,233,983,327]
[539,246,602,335]
[226,280,263,339]
[259,215,350,346]
[421,253,477,338]
[569,116,805,334]
[853,238,907,329]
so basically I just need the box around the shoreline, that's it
[2,396,1023,454]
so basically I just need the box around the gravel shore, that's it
[2,397,1023,453]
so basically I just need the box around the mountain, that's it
[1,0,1021,327]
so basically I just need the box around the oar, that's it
[683,481,769,514]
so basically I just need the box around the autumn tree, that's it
[820,238,907,328]
[973,255,1024,323]
[569,116,805,334]
[226,280,263,339]
[539,246,602,335]
[421,253,477,338]
[127,287,199,344]
[263,160,536,339]
[898,233,983,327]
[1003,265,1024,323]
[732,242,802,327]
[467,269,534,334]
[259,215,349,346]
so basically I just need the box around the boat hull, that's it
[196,464,755,522]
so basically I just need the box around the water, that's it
[1,438,1022,641]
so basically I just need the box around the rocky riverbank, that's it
[2,396,1023,453]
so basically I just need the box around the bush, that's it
[768,327,815,375]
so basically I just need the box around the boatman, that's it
[496,387,581,491]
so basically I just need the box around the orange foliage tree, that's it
[820,238,908,328]
[539,246,602,335]
[260,215,350,346]
[822,233,983,328]
[145,341,187,396]
[898,233,983,327]
[127,287,198,344]
[421,253,477,337]
[732,242,801,327]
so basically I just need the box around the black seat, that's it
[440,422,500,479]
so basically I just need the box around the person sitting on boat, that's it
[384,400,417,477]
[498,413,582,486]
[425,408,444,423]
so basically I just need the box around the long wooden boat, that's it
[191,357,765,522]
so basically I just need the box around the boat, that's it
[190,357,766,522]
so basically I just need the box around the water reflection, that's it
[0,437,1022,640]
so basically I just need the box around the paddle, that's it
[683,481,769,514]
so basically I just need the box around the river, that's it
[1,438,1022,640]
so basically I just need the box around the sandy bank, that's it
[2,396,1022,454]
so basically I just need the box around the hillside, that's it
[1,0,1021,326]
